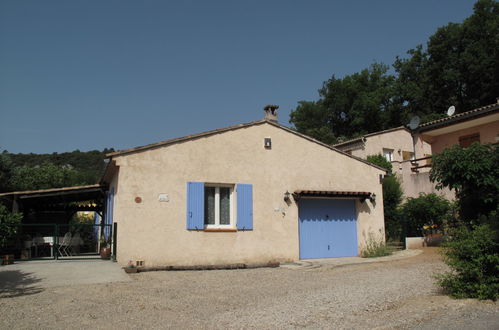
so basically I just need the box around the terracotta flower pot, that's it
[123,267,138,273]
[100,247,111,260]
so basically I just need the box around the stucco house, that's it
[333,127,439,199]
[415,100,499,155]
[101,106,386,267]
[333,126,431,162]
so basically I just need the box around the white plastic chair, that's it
[58,232,72,257]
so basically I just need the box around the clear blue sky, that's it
[0,0,476,154]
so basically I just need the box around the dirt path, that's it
[0,248,497,329]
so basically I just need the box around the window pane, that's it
[219,187,231,225]
[204,187,215,225]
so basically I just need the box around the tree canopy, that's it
[430,143,498,222]
[290,0,499,144]
[0,148,113,192]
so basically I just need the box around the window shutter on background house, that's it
[236,184,253,230]
[186,182,205,230]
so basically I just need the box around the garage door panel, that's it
[299,198,358,259]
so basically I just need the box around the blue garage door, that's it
[299,198,358,259]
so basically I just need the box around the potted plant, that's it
[123,260,138,273]
[99,235,111,260]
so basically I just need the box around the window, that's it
[204,185,233,228]
[459,133,480,148]
[402,151,414,161]
[383,148,394,162]
[186,182,253,231]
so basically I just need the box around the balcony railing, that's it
[411,156,432,172]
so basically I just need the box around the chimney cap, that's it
[264,104,279,111]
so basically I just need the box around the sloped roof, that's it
[106,119,387,172]
[333,126,409,149]
[418,101,499,132]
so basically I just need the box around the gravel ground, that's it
[0,248,497,329]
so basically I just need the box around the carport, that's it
[0,184,114,261]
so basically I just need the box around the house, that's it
[415,100,499,154]
[333,127,439,199]
[100,106,386,267]
[333,126,431,162]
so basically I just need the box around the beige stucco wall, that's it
[348,128,431,161]
[394,161,455,200]
[424,121,499,154]
[109,123,385,267]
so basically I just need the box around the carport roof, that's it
[0,184,106,208]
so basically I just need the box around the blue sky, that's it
[0,0,476,154]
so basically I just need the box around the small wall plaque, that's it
[158,194,169,202]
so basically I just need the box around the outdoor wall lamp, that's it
[369,193,376,203]
[284,190,291,202]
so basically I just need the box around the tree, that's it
[290,63,396,144]
[290,0,499,142]
[395,0,499,116]
[9,162,84,191]
[0,204,22,249]
[430,143,498,222]
[0,153,13,192]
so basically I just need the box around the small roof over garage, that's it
[293,190,374,202]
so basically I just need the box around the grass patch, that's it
[361,234,393,258]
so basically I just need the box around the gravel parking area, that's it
[0,248,497,329]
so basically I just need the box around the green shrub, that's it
[436,224,499,300]
[361,233,393,258]
[366,154,403,241]
[400,193,451,237]
[0,204,22,249]
[366,154,392,173]
[382,176,403,240]
[430,143,498,222]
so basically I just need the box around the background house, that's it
[333,126,431,162]
[101,107,386,267]
[334,99,499,201]
[333,127,440,199]
[416,100,499,154]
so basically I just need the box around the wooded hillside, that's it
[0,149,113,192]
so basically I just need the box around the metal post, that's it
[54,224,59,260]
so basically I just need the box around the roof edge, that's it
[333,126,408,148]
[106,120,267,158]
[0,184,104,198]
[418,102,499,132]
[105,119,387,173]
[265,121,388,172]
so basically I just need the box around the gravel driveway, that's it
[0,248,497,329]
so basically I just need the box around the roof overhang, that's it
[0,184,107,211]
[293,190,374,203]
[420,112,499,137]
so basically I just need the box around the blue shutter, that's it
[186,182,205,230]
[237,184,253,230]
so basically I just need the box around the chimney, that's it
[263,104,279,122]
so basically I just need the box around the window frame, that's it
[383,148,394,162]
[204,183,235,229]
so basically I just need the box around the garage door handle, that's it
[328,245,330,250]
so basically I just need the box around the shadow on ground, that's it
[0,269,43,298]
